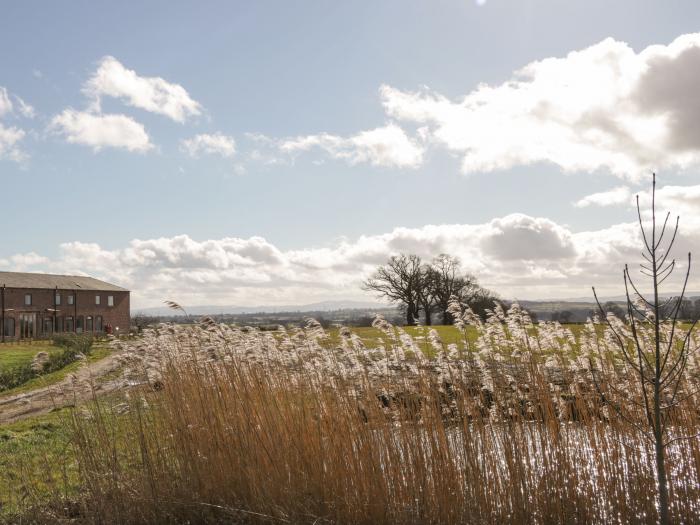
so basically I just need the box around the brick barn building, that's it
[0,272,130,341]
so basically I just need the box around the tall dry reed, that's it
[62,304,700,524]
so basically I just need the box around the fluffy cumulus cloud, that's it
[8,196,700,309]
[0,124,26,162]
[0,86,32,162]
[648,184,700,217]
[49,56,203,152]
[181,133,236,158]
[264,124,425,168]
[0,252,50,270]
[84,56,202,122]
[574,186,632,208]
[574,183,700,228]
[49,109,153,152]
[379,33,700,178]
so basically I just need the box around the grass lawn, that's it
[0,343,61,371]
[0,394,127,519]
[0,408,78,518]
[326,325,478,350]
[323,324,587,351]
[0,346,112,398]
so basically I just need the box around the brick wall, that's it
[1,287,130,341]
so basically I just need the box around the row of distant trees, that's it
[363,253,497,326]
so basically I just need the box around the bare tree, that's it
[365,253,497,326]
[363,254,424,326]
[427,254,494,324]
[592,174,698,525]
[602,301,626,319]
[417,263,438,325]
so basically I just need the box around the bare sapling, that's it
[592,173,698,525]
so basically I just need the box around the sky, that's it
[2,0,700,309]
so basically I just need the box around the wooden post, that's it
[1,284,5,344]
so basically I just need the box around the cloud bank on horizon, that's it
[2,183,699,309]
[2,32,700,307]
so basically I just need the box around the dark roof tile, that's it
[0,272,128,292]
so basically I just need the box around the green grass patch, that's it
[0,394,132,520]
[0,343,61,371]
[0,346,111,398]
[0,408,77,518]
[0,336,100,394]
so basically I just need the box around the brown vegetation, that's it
[17,304,698,524]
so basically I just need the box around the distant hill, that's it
[133,294,700,323]
[135,300,390,317]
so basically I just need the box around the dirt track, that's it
[0,350,126,424]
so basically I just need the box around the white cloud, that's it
[575,186,632,208]
[380,33,700,178]
[0,87,29,162]
[49,109,153,152]
[0,88,12,117]
[84,56,202,123]
[573,183,700,229]
[0,252,50,270]
[9,201,700,309]
[277,124,425,168]
[480,215,576,260]
[0,87,34,119]
[13,96,35,119]
[0,124,26,162]
[636,184,700,228]
[181,133,236,158]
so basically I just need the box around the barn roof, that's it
[0,272,128,292]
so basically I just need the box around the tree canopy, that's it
[363,253,497,325]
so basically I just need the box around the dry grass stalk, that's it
[49,306,700,524]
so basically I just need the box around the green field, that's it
[323,324,587,351]
[0,346,111,398]
[0,409,77,518]
[0,343,61,371]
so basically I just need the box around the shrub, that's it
[51,334,94,356]
[0,335,94,392]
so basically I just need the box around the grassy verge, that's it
[0,408,77,519]
[0,344,61,370]
[0,346,111,398]
[0,336,101,394]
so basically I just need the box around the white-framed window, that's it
[107,295,114,307]
[68,295,74,305]
[55,293,61,305]
[24,294,32,306]
[95,295,101,305]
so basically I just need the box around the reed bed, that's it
[38,303,700,523]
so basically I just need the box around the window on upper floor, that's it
[55,293,61,305]
[68,295,74,305]
[108,295,114,307]
[95,295,101,305]
[24,294,31,306]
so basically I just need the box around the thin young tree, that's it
[592,174,698,525]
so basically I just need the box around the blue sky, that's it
[2,1,700,308]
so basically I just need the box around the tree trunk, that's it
[655,424,670,525]
[425,307,432,326]
[442,309,453,326]
[651,183,670,525]
[406,302,417,326]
